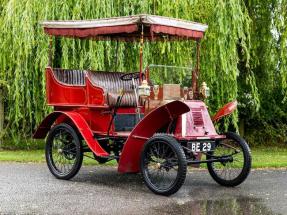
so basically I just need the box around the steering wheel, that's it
[120,71,140,81]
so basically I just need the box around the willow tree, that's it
[237,0,287,144]
[0,0,264,142]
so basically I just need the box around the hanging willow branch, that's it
[0,0,285,142]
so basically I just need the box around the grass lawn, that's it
[0,150,117,166]
[0,146,286,168]
[250,146,287,168]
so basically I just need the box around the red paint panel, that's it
[54,107,91,129]
[55,107,90,120]
[33,112,62,139]
[89,107,145,134]
[86,78,106,106]
[116,107,144,114]
[90,109,112,134]
[45,68,87,106]
[184,101,218,137]
[33,111,109,156]
[118,100,190,173]
[174,115,183,139]
[212,100,237,122]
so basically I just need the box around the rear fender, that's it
[118,100,190,173]
[212,100,237,122]
[33,111,109,156]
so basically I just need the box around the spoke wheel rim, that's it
[144,141,179,191]
[211,138,245,181]
[49,128,78,176]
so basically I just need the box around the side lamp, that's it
[138,80,151,99]
[200,82,210,99]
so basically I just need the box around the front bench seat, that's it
[87,70,143,107]
[107,92,136,107]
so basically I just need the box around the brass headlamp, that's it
[138,80,151,99]
[200,82,210,98]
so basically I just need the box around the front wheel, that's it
[45,123,83,180]
[207,132,252,187]
[140,135,187,196]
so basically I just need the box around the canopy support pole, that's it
[139,24,144,85]
[49,35,52,67]
[196,39,200,91]
[115,39,119,72]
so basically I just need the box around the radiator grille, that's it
[191,108,204,127]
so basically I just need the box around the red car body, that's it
[34,66,228,172]
[33,15,250,196]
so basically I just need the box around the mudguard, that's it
[117,100,190,173]
[33,111,109,156]
[212,100,237,122]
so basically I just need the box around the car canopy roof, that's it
[40,14,208,42]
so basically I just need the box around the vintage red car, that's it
[34,15,252,196]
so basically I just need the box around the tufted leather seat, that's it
[87,70,137,92]
[107,92,136,107]
[87,70,143,107]
[51,68,143,107]
[53,68,86,86]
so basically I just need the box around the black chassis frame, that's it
[179,138,238,165]
[83,135,239,166]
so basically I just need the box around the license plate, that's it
[187,141,216,152]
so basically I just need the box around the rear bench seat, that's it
[53,68,86,86]
[52,68,141,107]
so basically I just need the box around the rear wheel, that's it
[207,132,251,187]
[46,123,83,180]
[140,135,187,196]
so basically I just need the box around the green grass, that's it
[1,139,46,150]
[0,150,117,166]
[0,146,286,168]
[0,150,46,163]
[251,146,287,168]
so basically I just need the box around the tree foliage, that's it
[237,0,287,145]
[0,0,286,145]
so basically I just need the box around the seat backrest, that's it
[53,68,86,86]
[87,70,139,93]
[52,68,141,93]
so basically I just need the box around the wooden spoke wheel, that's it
[45,123,83,180]
[140,135,187,196]
[207,132,252,187]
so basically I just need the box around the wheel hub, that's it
[228,156,234,163]
[220,156,234,166]
[57,149,63,154]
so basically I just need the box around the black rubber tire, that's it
[140,135,187,196]
[207,132,252,187]
[45,123,83,180]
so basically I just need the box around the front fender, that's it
[212,100,237,122]
[118,100,190,173]
[33,111,109,156]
